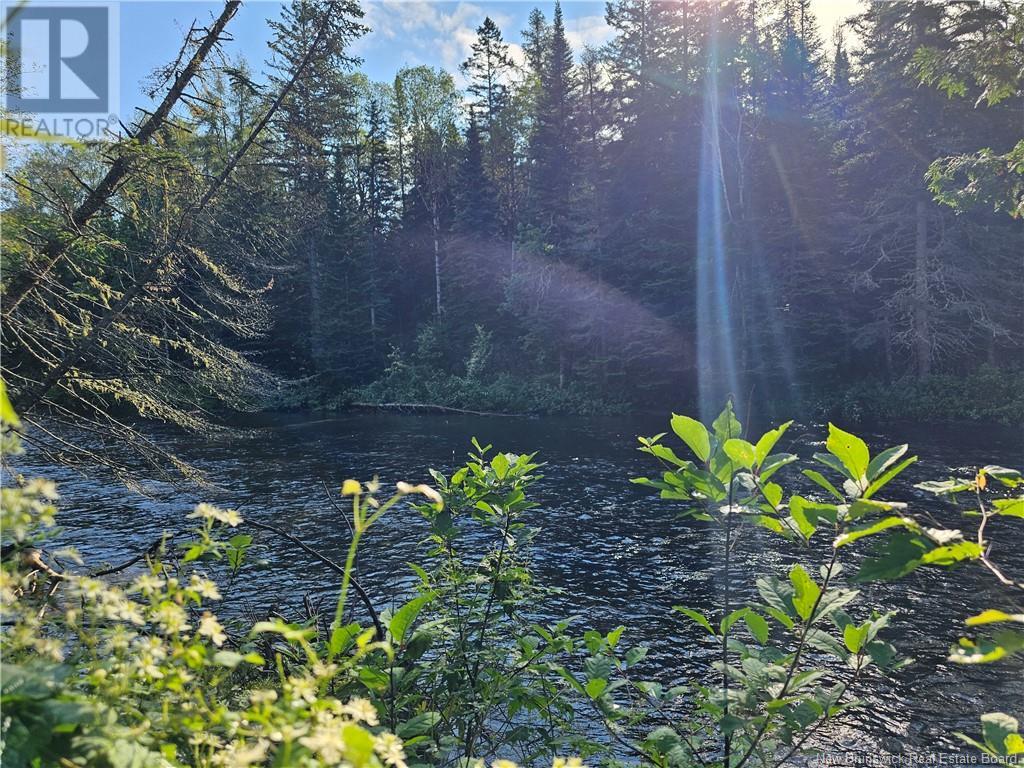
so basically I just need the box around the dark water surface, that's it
[18,412,1024,757]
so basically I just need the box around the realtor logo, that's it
[5,3,119,138]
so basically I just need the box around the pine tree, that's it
[455,110,499,237]
[527,1,577,254]
[266,0,365,373]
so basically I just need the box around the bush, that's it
[2,384,1022,766]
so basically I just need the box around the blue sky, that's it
[116,0,860,113]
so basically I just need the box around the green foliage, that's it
[355,323,622,415]
[815,366,1024,426]
[3,391,1023,765]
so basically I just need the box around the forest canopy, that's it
[1,0,1022,469]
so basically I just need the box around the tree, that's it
[454,110,499,238]
[266,0,365,373]
[460,17,514,137]
[396,66,460,318]
[527,1,578,254]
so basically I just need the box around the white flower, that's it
[198,612,227,646]
[374,732,407,768]
[190,574,222,600]
[341,697,378,725]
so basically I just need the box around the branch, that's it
[1,0,241,318]
[242,518,385,641]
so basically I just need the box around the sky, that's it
[114,0,862,115]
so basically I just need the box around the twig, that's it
[242,518,385,640]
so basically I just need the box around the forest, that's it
[1,0,1023,767]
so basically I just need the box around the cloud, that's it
[564,13,614,52]
[356,1,507,86]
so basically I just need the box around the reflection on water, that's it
[17,412,1024,755]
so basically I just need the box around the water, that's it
[15,412,1024,757]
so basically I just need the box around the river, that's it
[15,411,1024,758]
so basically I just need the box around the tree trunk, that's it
[913,197,932,377]
[1,0,241,319]
[432,202,442,317]
[307,229,324,367]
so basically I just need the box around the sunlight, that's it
[696,26,739,422]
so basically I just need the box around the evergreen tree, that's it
[266,0,365,373]
[455,111,499,237]
[527,1,578,254]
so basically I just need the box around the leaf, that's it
[834,516,919,548]
[966,610,1024,626]
[802,469,843,500]
[721,608,749,635]
[920,540,981,566]
[982,466,1023,488]
[674,606,716,635]
[993,497,1024,518]
[761,482,783,508]
[757,576,796,618]
[670,414,711,462]
[855,532,928,581]
[397,712,440,739]
[866,444,908,482]
[743,611,770,644]
[712,402,742,442]
[864,456,918,499]
[916,478,974,495]
[585,678,608,699]
[754,421,793,466]
[982,713,1023,756]
[789,565,821,621]
[789,496,838,541]
[724,438,756,469]
[760,453,797,481]
[491,452,510,479]
[390,593,435,646]
[0,379,20,428]
[950,632,1024,664]
[826,424,870,487]
[813,452,852,482]
[843,623,868,654]
[846,497,906,521]
[342,723,376,767]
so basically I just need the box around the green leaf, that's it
[826,424,870,487]
[390,593,435,646]
[760,453,797,481]
[982,712,1024,756]
[843,623,868,654]
[585,678,608,699]
[855,533,928,581]
[966,609,1024,626]
[864,456,918,499]
[920,540,981,566]
[802,469,843,500]
[754,421,793,466]
[834,516,919,548]
[993,498,1024,518]
[342,723,376,766]
[712,402,742,442]
[982,466,1022,488]
[670,414,711,462]
[491,452,510,479]
[813,452,853,482]
[724,438,756,469]
[789,565,821,621]
[0,378,21,428]
[674,606,716,635]
[866,444,908,481]
[743,611,770,644]
[721,608,749,635]
[397,712,440,739]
